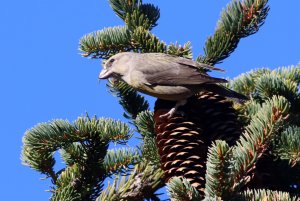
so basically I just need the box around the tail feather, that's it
[201,84,248,103]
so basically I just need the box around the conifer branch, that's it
[107,79,149,120]
[22,119,76,179]
[230,66,300,119]
[138,3,160,29]
[124,6,159,31]
[199,0,269,65]
[131,26,167,53]
[230,68,271,96]
[60,143,85,166]
[83,117,132,143]
[109,0,160,30]
[167,41,193,59]
[97,161,164,201]
[275,126,300,166]
[230,66,300,97]
[22,116,133,200]
[255,74,299,102]
[104,148,140,175]
[239,189,297,200]
[50,185,80,201]
[109,0,141,20]
[80,0,162,58]
[205,141,233,199]
[135,110,160,164]
[79,26,132,59]
[135,110,155,137]
[275,64,300,85]
[230,96,290,194]
[79,26,167,59]
[53,164,83,200]
[167,177,202,201]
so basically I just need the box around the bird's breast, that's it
[121,70,142,87]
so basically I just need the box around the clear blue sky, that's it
[1,0,299,200]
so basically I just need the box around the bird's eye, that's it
[109,58,115,63]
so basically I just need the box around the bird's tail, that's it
[201,84,248,103]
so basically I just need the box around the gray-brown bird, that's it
[99,52,247,118]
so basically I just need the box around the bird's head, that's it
[99,52,133,80]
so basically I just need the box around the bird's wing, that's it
[139,54,227,86]
[174,57,225,72]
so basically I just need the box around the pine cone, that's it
[154,92,242,193]
[154,109,207,192]
[188,92,242,145]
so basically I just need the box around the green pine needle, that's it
[104,148,140,175]
[135,110,160,165]
[231,96,290,193]
[79,26,132,59]
[167,41,193,59]
[107,79,149,120]
[109,0,160,30]
[205,140,233,199]
[240,189,297,201]
[97,161,164,201]
[200,0,269,65]
[109,0,142,20]
[131,26,167,53]
[167,177,202,201]
[275,126,300,166]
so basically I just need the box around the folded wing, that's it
[140,53,227,86]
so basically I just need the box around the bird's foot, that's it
[158,99,187,119]
[159,108,176,119]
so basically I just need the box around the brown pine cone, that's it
[154,92,242,194]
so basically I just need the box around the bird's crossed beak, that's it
[99,69,112,79]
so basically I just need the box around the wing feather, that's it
[138,53,227,86]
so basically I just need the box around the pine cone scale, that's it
[154,92,242,194]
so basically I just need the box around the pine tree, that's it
[21,0,300,200]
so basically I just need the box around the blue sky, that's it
[1,0,299,200]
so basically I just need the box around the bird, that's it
[99,52,247,118]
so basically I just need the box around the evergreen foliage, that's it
[240,189,298,201]
[167,177,202,201]
[107,79,149,120]
[205,141,232,198]
[198,0,269,65]
[135,110,160,165]
[22,116,134,200]
[22,0,300,200]
[275,126,300,166]
[97,161,164,201]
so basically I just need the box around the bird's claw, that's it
[159,108,176,119]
